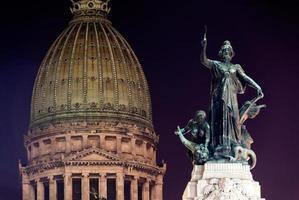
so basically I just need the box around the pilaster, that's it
[100,135,105,150]
[65,136,71,154]
[82,135,88,149]
[143,142,147,159]
[131,138,136,156]
[117,136,122,154]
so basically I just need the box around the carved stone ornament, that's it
[182,163,265,200]
[202,178,250,200]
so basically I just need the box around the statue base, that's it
[183,162,265,200]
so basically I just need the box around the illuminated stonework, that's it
[20,1,165,199]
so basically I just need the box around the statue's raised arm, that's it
[200,26,213,69]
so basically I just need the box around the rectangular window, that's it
[124,180,131,200]
[56,180,64,200]
[138,182,143,200]
[44,182,49,200]
[33,184,37,200]
[107,178,116,200]
[90,178,99,200]
[72,178,82,200]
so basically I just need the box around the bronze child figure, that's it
[175,110,210,164]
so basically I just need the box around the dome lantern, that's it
[70,0,111,17]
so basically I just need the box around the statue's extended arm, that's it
[175,126,198,153]
[200,38,213,69]
[179,119,193,135]
[237,67,264,97]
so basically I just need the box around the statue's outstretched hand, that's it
[257,89,264,98]
[175,126,183,135]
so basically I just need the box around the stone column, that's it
[131,177,138,200]
[100,174,107,199]
[37,180,44,200]
[30,183,36,200]
[143,179,150,200]
[21,172,30,200]
[82,173,89,200]
[98,176,101,199]
[64,173,72,200]
[155,175,163,200]
[116,173,124,200]
[150,183,156,200]
[49,176,57,200]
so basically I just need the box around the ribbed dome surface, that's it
[30,8,152,129]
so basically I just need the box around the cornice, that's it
[23,148,165,176]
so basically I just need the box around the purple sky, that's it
[1,0,299,199]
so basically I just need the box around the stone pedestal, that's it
[183,162,265,200]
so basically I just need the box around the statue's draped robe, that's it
[209,61,246,150]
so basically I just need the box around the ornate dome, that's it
[30,0,152,129]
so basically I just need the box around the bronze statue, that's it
[179,110,210,148]
[176,110,210,164]
[175,27,265,168]
[200,32,263,158]
[175,127,209,165]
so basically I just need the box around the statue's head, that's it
[194,110,206,124]
[218,40,235,62]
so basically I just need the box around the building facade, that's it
[19,0,166,199]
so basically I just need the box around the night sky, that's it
[1,0,299,199]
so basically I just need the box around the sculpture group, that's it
[175,29,265,169]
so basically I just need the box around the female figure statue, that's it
[200,36,263,157]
